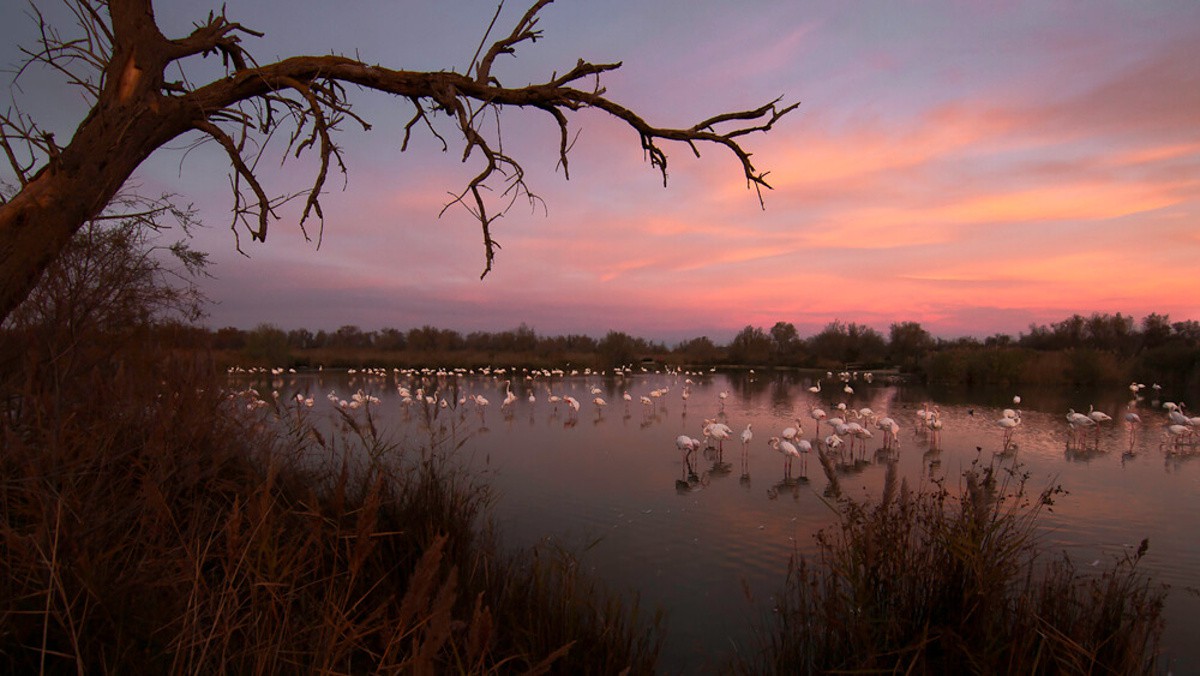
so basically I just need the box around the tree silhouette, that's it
[0,0,797,324]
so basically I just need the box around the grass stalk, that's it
[734,456,1166,675]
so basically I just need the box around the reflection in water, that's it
[1064,444,1107,463]
[766,475,808,501]
[229,367,1200,674]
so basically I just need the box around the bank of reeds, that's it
[735,455,1166,674]
[0,355,661,673]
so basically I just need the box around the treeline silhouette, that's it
[170,312,1200,390]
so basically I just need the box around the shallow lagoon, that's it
[240,368,1200,673]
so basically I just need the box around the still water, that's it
[239,368,1200,674]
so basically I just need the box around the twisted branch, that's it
[0,0,799,323]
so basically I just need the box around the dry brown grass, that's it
[0,351,661,674]
[733,456,1166,675]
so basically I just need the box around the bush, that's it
[736,457,1165,674]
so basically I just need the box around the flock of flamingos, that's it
[228,365,1200,485]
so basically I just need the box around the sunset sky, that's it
[4,1,1199,342]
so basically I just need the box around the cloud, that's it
[182,2,1200,341]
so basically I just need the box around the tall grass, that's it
[0,351,661,673]
[735,455,1166,674]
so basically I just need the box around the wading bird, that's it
[781,419,804,443]
[809,406,827,437]
[705,420,733,458]
[1087,405,1111,445]
[824,433,844,461]
[675,435,702,478]
[1066,408,1096,448]
[768,436,800,479]
[876,416,901,451]
[997,411,1021,450]
[564,395,580,420]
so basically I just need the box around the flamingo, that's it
[824,433,844,460]
[781,418,804,443]
[564,395,581,420]
[768,436,801,478]
[793,438,813,476]
[927,408,943,444]
[915,402,931,430]
[1087,405,1111,424]
[835,402,848,422]
[1163,424,1192,451]
[1123,410,1142,430]
[639,395,654,415]
[809,406,827,437]
[707,421,733,454]
[876,416,900,451]
[741,423,754,448]
[827,416,850,437]
[1087,405,1111,445]
[997,412,1021,449]
[676,434,699,456]
[675,435,701,476]
[808,380,821,394]
[1123,405,1141,449]
[1066,408,1095,447]
[1166,401,1195,427]
[845,421,873,459]
[649,388,668,411]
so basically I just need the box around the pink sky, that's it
[4,1,1199,342]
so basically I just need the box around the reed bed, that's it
[734,454,1166,675]
[0,354,661,674]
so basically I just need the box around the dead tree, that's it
[0,0,798,324]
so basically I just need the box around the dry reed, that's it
[0,351,661,673]
[733,456,1166,674]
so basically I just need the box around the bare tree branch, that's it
[0,0,798,324]
[474,0,550,85]
[194,119,276,242]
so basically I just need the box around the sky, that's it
[3,1,1199,343]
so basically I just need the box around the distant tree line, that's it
[183,312,1199,390]
[8,196,1191,393]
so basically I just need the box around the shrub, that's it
[736,457,1165,674]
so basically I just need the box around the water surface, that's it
[239,368,1200,674]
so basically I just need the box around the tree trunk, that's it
[0,99,186,324]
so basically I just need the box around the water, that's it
[238,368,1200,674]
